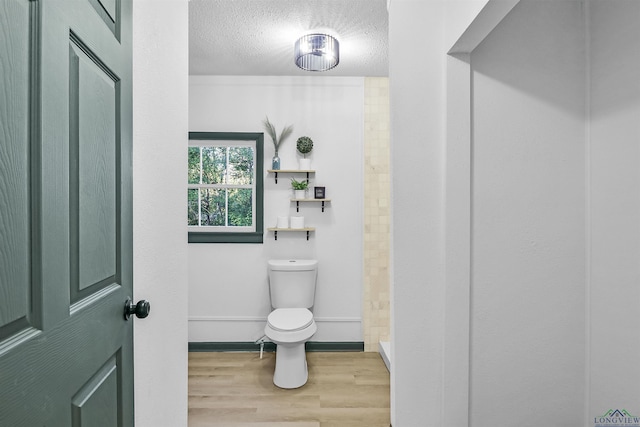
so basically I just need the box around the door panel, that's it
[69,35,119,298]
[71,354,120,427]
[97,0,117,23]
[0,0,133,425]
[0,0,36,339]
[1,291,129,425]
[88,0,120,38]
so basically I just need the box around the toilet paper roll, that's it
[276,216,289,229]
[290,216,305,229]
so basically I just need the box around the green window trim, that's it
[188,132,264,244]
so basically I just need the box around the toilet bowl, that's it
[264,308,317,388]
[264,259,318,389]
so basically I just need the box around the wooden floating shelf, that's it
[290,198,331,212]
[267,169,315,184]
[267,227,315,241]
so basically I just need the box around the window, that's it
[188,132,264,243]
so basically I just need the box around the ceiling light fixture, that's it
[294,33,340,72]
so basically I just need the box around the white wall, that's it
[188,76,364,343]
[388,1,493,425]
[391,0,640,426]
[469,1,586,425]
[133,1,189,426]
[389,1,446,425]
[589,0,640,418]
[128,1,640,425]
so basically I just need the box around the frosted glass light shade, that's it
[294,34,339,72]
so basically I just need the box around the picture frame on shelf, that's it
[314,186,326,199]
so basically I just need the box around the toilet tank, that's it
[268,259,318,309]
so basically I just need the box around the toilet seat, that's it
[267,308,313,332]
[264,308,317,345]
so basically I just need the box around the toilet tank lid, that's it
[268,259,318,271]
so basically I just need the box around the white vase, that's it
[298,158,311,170]
[290,216,305,229]
[276,216,289,228]
[294,189,306,199]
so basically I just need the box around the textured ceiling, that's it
[189,0,389,76]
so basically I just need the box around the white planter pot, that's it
[298,158,311,170]
[294,189,306,199]
[276,216,289,229]
[290,216,305,229]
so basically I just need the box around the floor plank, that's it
[188,352,390,427]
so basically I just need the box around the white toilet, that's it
[264,259,318,389]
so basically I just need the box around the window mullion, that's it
[192,184,250,189]
[225,147,230,184]
[198,147,203,226]
[197,188,202,227]
[224,190,229,227]
[225,147,230,227]
[199,147,203,184]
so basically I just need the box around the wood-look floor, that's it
[188,351,390,427]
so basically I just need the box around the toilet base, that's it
[273,342,308,389]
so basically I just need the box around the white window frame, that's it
[188,140,256,232]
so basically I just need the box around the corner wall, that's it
[363,77,391,351]
[132,0,189,425]
[390,1,640,425]
[469,1,587,424]
[589,0,640,417]
[389,1,448,424]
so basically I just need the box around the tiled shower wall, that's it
[363,77,390,351]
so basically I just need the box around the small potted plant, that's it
[296,136,313,170]
[263,116,293,170]
[291,178,309,199]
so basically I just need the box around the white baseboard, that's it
[188,316,361,322]
[379,341,391,371]
[188,316,362,342]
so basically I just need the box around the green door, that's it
[0,0,135,425]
